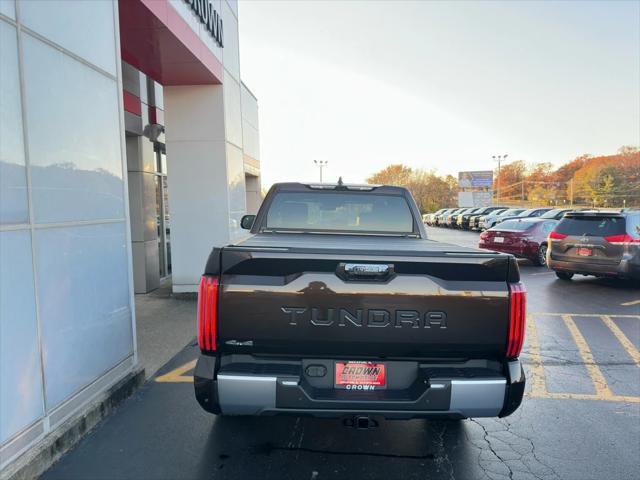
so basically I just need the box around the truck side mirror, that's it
[241,214,256,230]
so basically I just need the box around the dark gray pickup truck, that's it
[194,182,526,422]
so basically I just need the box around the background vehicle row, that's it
[425,206,574,231]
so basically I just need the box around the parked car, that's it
[479,218,559,266]
[426,208,446,225]
[463,206,508,230]
[444,208,465,227]
[435,208,455,226]
[480,208,525,230]
[538,208,577,220]
[451,208,475,228]
[496,207,553,225]
[547,210,640,280]
[194,182,526,421]
[456,207,482,229]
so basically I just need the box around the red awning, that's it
[119,0,223,85]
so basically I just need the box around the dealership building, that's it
[0,0,260,471]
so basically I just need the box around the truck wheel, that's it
[534,244,547,266]
[555,271,574,280]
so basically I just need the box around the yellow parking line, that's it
[600,315,640,367]
[524,313,547,397]
[526,392,640,403]
[155,359,196,383]
[561,314,614,400]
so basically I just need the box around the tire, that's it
[555,271,574,280]
[534,244,548,266]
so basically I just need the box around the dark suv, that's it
[547,210,640,280]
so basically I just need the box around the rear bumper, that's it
[548,257,640,280]
[194,355,525,419]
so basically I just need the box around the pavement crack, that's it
[433,421,456,480]
[502,418,562,480]
[467,417,562,480]
[470,419,515,480]
[462,424,493,480]
[286,417,301,449]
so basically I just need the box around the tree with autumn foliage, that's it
[491,147,639,207]
[365,146,639,213]
[366,164,413,186]
[569,147,640,207]
[366,164,457,212]
[492,160,526,201]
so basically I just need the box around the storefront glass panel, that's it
[0,21,28,225]
[22,33,124,224]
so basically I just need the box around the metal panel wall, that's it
[0,0,136,469]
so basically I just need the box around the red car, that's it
[479,218,559,266]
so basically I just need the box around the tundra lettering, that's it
[281,306,306,325]
[283,307,448,328]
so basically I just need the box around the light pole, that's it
[492,154,508,203]
[314,160,328,183]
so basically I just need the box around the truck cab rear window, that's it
[266,192,414,233]
[556,216,626,237]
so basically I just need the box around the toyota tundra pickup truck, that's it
[194,182,526,421]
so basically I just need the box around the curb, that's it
[3,367,145,480]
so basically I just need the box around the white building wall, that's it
[164,85,231,291]
[241,83,260,163]
[165,0,253,292]
[0,0,135,467]
[221,0,247,242]
[241,83,262,213]
[169,0,224,64]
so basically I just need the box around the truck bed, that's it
[233,232,490,255]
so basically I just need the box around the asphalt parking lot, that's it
[44,227,640,480]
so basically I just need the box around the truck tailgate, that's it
[215,234,514,359]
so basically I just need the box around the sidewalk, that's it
[135,278,197,378]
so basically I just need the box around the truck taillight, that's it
[197,276,219,352]
[506,282,526,358]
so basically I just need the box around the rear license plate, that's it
[494,237,504,243]
[335,362,386,390]
[577,247,593,256]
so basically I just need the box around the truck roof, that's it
[270,182,408,195]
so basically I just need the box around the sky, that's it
[237,0,640,188]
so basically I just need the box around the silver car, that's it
[480,208,525,230]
